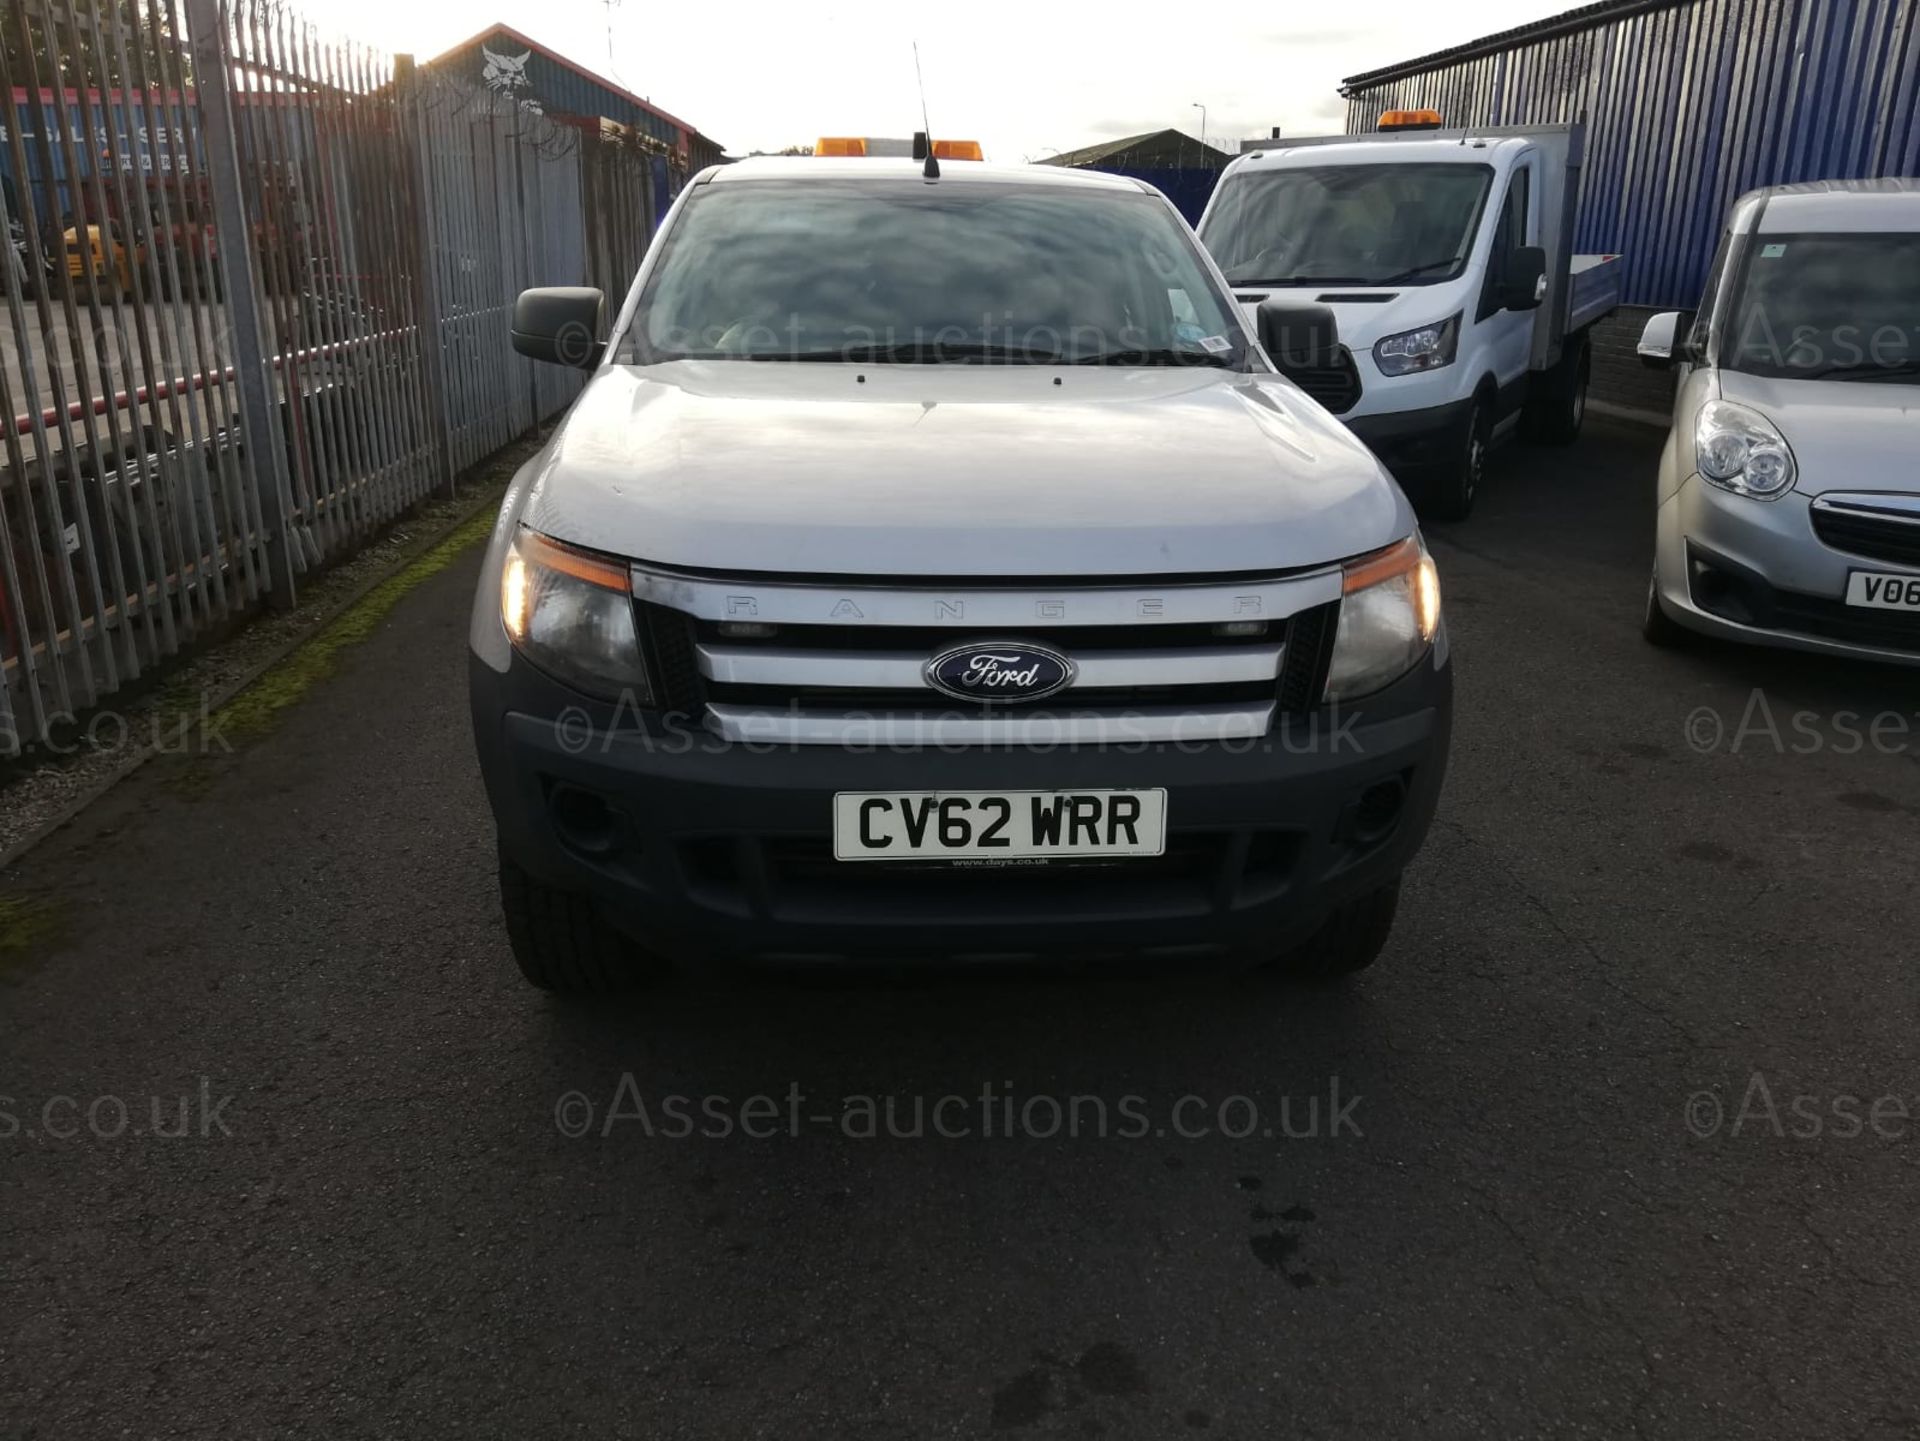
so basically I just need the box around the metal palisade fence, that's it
[0,0,664,754]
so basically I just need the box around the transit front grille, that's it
[1275,347,1363,415]
[628,564,1348,746]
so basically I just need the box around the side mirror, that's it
[512,286,605,369]
[1637,310,1696,370]
[1500,246,1547,311]
[1256,299,1341,370]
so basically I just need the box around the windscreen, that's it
[625,179,1248,367]
[1201,162,1494,287]
[1719,231,1920,382]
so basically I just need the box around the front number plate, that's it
[832,789,1168,862]
[1846,570,1920,612]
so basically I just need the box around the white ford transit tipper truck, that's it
[468,156,1452,993]
[1198,119,1622,520]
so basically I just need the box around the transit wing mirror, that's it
[1499,246,1547,312]
[512,287,606,369]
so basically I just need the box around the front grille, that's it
[1811,506,1920,568]
[1276,347,1363,414]
[630,564,1347,746]
[696,618,1285,718]
[637,601,704,716]
[1276,601,1339,710]
[679,828,1303,927]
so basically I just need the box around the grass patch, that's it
[0,892,70,973]
[205,507,497,746]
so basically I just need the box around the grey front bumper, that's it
[470,651,1453,967]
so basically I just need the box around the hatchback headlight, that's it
[1373,314,1460,376]
[1325,536,1442,702]
[500,528,654,703]
[1695,400,1795,499]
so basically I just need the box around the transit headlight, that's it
[500,528,654,703]
[1373,313,1461,376]
[1325,536,1442,702]
[1695,400,1795,499]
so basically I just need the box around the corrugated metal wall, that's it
[1342,0,1920,307]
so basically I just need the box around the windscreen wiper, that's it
[839,341,1066,364]
[1227,275,1370,288]
[1791,359,1920,382]
[744,342,1064,363]
[1069,347,1238,368]
[1368,257,1466,284]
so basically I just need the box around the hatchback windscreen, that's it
[1201,163,1493,287]
[1720,232,1920,382]
[626,180,1248,366]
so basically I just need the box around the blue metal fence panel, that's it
[1342,0,1920,308]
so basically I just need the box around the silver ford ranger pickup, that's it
[469,156,1452,992]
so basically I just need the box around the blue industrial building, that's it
[422,24,724,182]
[1339,0,1920,311]
[1037,130,1235,225]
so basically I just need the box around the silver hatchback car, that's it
[1637,179,1920,664]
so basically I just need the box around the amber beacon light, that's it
[1377,109,1445,130]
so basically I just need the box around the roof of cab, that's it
[1226,136,1523,173]
[1738,177,1920,233]
[704,156,1152,191]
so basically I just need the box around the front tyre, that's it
[498,850,652,993]
[1424,400,1489,522]
[1273,879,1401,980]
[1523,333,1590,444]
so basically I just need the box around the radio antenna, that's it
[914,41,939,178]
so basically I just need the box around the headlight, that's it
[500,527,654,703]
[1695,399,1795,499]
[1373,314,1460,376]
[1324,536,1442,702]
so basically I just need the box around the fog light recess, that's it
[549,783,621,855]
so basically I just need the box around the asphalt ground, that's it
[4,417,1918,1439]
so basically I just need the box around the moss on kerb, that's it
[0,892,70,971]
[210,507,498,745]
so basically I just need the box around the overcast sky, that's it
[323,0,1577,160]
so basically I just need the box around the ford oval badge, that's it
[925,642,1077,705]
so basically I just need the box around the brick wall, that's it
[1586,304,1676,427]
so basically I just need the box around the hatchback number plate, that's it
[1846,571,1920,611]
